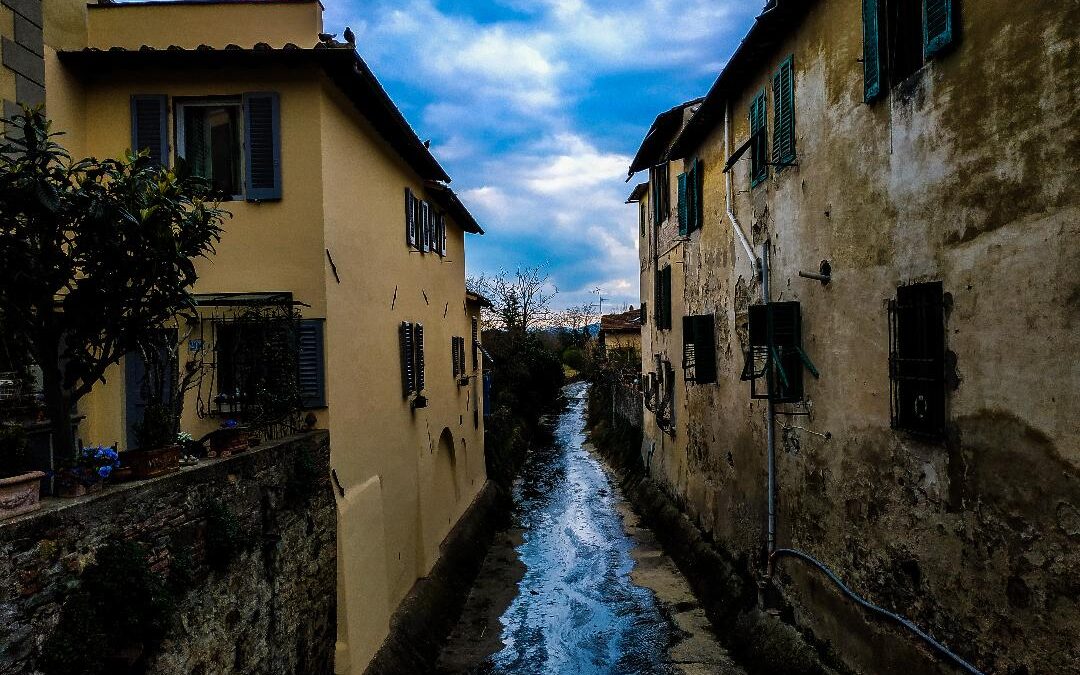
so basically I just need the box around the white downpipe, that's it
[724,102,758,281]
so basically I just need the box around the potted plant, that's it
[208,419,251,458]
[0,422,44,519]
[126,403,181,480]
[56,444,118,497]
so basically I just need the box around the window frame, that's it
[174,96,246,202]
[888,281,947,438]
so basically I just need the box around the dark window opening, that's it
[886,0,924,86]
[749,89,768,187]
[650,164,670,226]
[179,102,242,199]
[742,302,817,403]
[889,281,946,437]
[655,266,672,331]
[682,314,716,384]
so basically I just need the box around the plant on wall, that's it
[0,109,227,465]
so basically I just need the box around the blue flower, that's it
[98,465,112,479]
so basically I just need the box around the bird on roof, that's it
[343,26,356,46]
[424,140,431,148]
[318,32,336,43]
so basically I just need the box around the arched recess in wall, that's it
[435,428,460,517]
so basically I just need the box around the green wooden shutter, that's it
[243,92,282,201]
[694,315,717,384]
[923,0,954,59]
[772,56,796,168]
[297,319,327,408]
[471,317,479,371]
[749,90,768,187]
[651,167,662,226]
[863,0,884,102]
[130,95,169,167]
[689,159,704,232]
[682,315,696,371]
[677,172,689,235]
[400,321,415,397]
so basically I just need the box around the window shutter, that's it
[923,0,954,59]
[749,91,768,187]
[420,201,430,252]
[297,319,327,408]
[687,159,704,233]
[243,92,282,201]
[695,314,717,384]
[682,315,696,371]
[130,95,169,167]
[414,323,426,392]
[772,57,796,168]
[863,0,884,103]
[471,317,479,371]
[641,302,647,326]
[677,172,688,236]
[400,321,415,397]
[405,188,417,248]
[438,213,447,257]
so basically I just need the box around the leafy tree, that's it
[0,110,226,462]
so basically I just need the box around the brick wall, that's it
[0,431,336,675]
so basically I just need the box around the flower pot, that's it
[58,479,102,498]
[110,465,136,484]
[210,428,251,456]
[0,471,44,519]
[127,445,181,480]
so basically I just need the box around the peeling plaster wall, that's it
[639,2,1080,673]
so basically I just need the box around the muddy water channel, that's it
[438,382,744,675]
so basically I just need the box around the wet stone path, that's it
[437,382,744,675]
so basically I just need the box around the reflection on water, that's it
[485,381,675,675]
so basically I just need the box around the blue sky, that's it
[324,0,761,311]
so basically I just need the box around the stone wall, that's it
[0,431,336,675]
[612,383,643,430]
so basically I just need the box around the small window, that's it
[863,0,955,102]
[655,266,672,331]
[772,57,796,168]
[471,317,479,371]
[400,321,426,401]
[749,89,768,187]
[177,100,243,199]
[650,163,670,226]
[886,0,924,85]
[639,200,647,238]
[213,318,296,415]
[741,302,818,403]
[888,281,946,437]
[452,336,467,382]
[682,314,716,384]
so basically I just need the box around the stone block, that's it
[0,0,39,28]
[1,38,42,86]
[11,13,38,56]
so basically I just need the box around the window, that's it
[639,200,647,238]
[682,158,703,234]
[452,336,467,382]
[178,100,242,199]
[749,89,768,187]
[404,189,447,256]
[471,317,479,371]
[650,163,670,226]
[772,57,796,169]
[741,302,818,403]
[400,322,426,402]
[863,0,955,102]
[888,281,946,437]
[654,266,672,331]
[169,92,282,201]
[682,314,717,384]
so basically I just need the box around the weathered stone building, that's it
[632,1,1080,673]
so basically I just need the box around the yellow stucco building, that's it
[8,0,490,671]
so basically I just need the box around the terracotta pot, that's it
[0,471,44,519]
[58,479,102,498]
[110,466,136,484]
[127,445,181,480]
[210,428,251,456]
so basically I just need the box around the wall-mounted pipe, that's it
[725,102,759,281]
[762,240,776,555]
[770,549,984,675]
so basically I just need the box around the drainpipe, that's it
[761,240,776,555]
[725,102,758,281]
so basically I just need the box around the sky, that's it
[324,0,761,312]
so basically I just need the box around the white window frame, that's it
[175,97,246,201]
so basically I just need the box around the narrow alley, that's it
[437,382,744,675]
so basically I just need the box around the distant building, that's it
[632,1,1080,674]
[598,307,642,370]
[3,1,488,671]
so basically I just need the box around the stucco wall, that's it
[318,82,487,672]
[639,2,1080,673]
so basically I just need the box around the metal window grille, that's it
[888,281,946,438]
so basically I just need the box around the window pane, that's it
[183,104,242,197]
